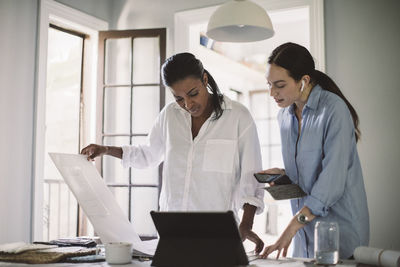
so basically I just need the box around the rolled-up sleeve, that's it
[304,100,354,217]
[236,118,264,214]
[121,112,165,169]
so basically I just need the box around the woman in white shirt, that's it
[81,53,265,253]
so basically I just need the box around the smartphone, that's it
[253,173,292,185]
[254,173,281,183]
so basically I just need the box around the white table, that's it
[0,257,358,266]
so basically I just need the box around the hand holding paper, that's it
[49,153,157,256]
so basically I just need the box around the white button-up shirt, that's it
[122,96,264,219]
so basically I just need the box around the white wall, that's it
[325,0,400,250]
[0,0,38,243]
[55,0,113,23]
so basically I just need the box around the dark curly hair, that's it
[161,52,224,120]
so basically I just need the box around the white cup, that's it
[105,242,132,265]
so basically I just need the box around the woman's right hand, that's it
[81,144,108,161]
[259,168,285,186]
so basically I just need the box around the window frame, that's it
[96,29,166,239]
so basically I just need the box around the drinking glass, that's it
[314,221,339,265]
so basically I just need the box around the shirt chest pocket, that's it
[202,139,237,173]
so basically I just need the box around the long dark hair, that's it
[161,52,224,120]
[268,42,361,142]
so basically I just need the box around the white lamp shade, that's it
[206,0,274,42]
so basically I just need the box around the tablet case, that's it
[265,184,307,200]
[150,211,248,267]
[254,173,292,185]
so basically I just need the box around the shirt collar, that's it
[306,84,322,110]
[288,84,322,114]
[221,95,232,110]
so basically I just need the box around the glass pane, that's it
[269,119,281,144]
[250,92,268,119]
[43,182,49,240]
[59,183,78,237]
[109,187,129,219]
[131,187,158,237]
[270,145,284,168]
[103,136,130,183]
[44,181,78,240]
[44,27,82,241]
[104,86,131,134]
[105,38,131,85]
[132,86,159,133]
[131,137,159,185]
[45,27,82,176]
[132,37,160,84]
[47,183,59,240]
[256,120,269,145]
[261,146,270,169]
[268,97,281,118]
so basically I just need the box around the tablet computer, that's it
[150,211,248,267]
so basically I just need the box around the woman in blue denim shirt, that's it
[260,43,369,259]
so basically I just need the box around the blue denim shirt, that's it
[278,85,369,259]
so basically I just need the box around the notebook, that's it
[49,153,156,256]
[150,210,249,267]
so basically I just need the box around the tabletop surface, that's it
[0,257,358,266]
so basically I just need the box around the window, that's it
[97,29,166,239]
[249,89,284,235]
[249,90,283,170]
[35,0,108,241]
[36,2,167,242]
[42,24,85,240]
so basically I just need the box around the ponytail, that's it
[204,69,224,120]
[268,42,361,142]
[312,70,361,142]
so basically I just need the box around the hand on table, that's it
[239,223,264,255]
[259,223,296,259]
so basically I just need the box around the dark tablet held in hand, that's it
[254,173,292,185]
[254,173,307,200]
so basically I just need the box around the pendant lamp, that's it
[206,0,274,42]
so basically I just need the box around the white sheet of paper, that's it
[250,258,307,267]
[49,153,157,256]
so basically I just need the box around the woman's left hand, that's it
[259,224,296,259]
[239,223,264,254]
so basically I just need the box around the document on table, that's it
[49,153,157,256]
[250,258,308,267]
